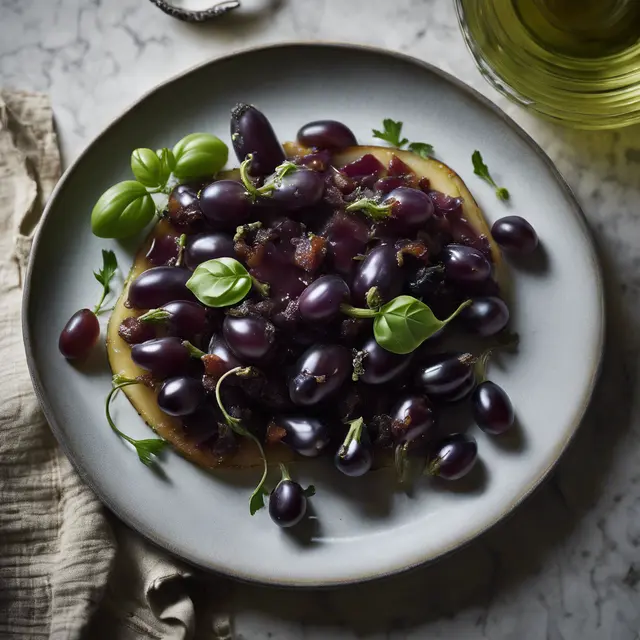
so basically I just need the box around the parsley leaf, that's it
[93,249,118,314]
[472,150,510,201]
[134,438,169,466]
[408,142,434,159]
[372,119,409,148]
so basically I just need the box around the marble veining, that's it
[2,1,640,638]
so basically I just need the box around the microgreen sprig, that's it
[92,249,118,315]
[372,119,434,157]
[215,366,269,515]
[472,150,509,201]
[105,375,167,465]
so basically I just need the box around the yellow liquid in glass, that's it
[457,0,640,128]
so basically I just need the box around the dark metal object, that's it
[148,0,240,22]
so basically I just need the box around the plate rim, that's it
[22,41,605,587]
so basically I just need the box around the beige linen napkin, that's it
[0,90,231,640]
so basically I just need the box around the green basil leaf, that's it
[373,295,470,354]
[172,133,228,181]
[156,147,176,174]
[91,181,156,238]
[186,257,251,307]
[131,148,165,188]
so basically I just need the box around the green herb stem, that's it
[339,417,364,458]
[138,308,171,324]
[345,198,393,221]
[340,303,378,319]
[175,234,187,267]
[182,340,207,359]
[214,366,269,515]
[278,462,291,482]
[251,275,270,298]
[105,379,167,466]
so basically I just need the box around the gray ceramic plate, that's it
[23,43,604,586]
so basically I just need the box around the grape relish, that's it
[60,104,540,526]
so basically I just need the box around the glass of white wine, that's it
[456,0,640,129]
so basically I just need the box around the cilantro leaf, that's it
[472,150,510,201]
[408,142,434,158]
[372,119,409,148]
[93,249,118,314]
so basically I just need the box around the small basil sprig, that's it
[91,133,228,239]
[172,133,228,181]
[186,257,269,307]
[341,295,471,355]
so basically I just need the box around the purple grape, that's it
[323,212,370,276]
[415,352,475,402]
[59,309,100,360]
[426,433,478,480]
[441,244,492,283]
[269,168,325,210]
[383,186,434,231]
[223,316,276,364]
[230,103,285,176]
[157,376,205,416]
[352,244,404,305]
[289,344,351,406]
[152,301,208,339]
[391,395,436,444]
[460,297,510,337]
[198,180,251,228]
[166,183,202,228]
[298,275,350,323]
[185,232,235,270]
[146,234,179,266]
[269,479,307,528]
[472,381,514,435]
[359,337,413,385]
[131,337,191,379]
[297,120,357,151]
[207,335,242,369]
[128,267,193,309]
[491,216,538,254]
[335,428,373,477]
[271,415,331,457]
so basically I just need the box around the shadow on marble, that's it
[227,230,637,636]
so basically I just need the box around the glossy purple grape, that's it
[472,381,514,435]
[128,267,193,309]
[298,275,350,323]
[359,337,413,385]
[157,376,205,417]
[184,232,235,270]
[426,433,478,480]
[269,480,307,528]
[269,168,325,210]
[198,180,251,228]
[207,335,242,369]
[296,120,357,151]
[335,430,373,477]
[272,415,331,457]
[460,296,510,337]
[230,103,285,176]
[415,352,475,402]
[391,395,436,444]
[441,244,492,283]
[131,337,191,379]
[352,244,404,305]
[289,344,351,406]
[146,234,179,266]
[223,316,276,364]
[166,183,201,228]
[155,301,208,339]
[323,212,369,276]
[59,309,100,360]
[491,216,538,254]
[384,186,434,231]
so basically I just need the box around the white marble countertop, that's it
[2,1,640,638]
